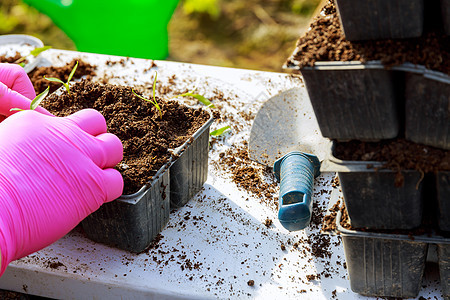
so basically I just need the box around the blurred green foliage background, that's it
[0,0,322,71]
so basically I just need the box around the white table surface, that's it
[0,49,443,299]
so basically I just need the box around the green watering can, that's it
[23,0,179,59]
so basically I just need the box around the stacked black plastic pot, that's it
[82,115,214,253]
[287,0,449,298]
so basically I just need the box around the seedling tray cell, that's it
[335,0,424,41]
[82,163,170,253]
[301,61,400,141]
[170,114,214,208]
[403,68,450,150]
[330,145,423,230]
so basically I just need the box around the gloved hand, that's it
[0,63,51,122]
[0,109,124,276]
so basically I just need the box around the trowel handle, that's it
[273,152,321,231]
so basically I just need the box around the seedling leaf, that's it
[30,86,50,110]
[44,61,78,95]
[67,61,78,83]
[44,77,64,84]
[176,89,215,108]
[10,86,50,112]
[210,126,231,136]
[29,46,52,57]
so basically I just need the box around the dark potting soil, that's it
[42,79,210,195]
[285,0,450,75]
[28,59,97,94]
[334,139,450,173]
[334,139,450,187]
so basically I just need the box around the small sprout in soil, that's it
[10,86,50,112]
[132,72,162,119]
[14,46,52,65]
[44,61,78,95]
[210,125,231,137]
[176,88,215,108]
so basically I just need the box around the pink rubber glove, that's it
[0,109,124,276]
[0,63,51,122]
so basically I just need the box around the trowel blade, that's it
[248,87,332,168]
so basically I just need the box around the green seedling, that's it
[10,86,50,112]
[44,61,78,95]
[176,88,215,108]
[210,125,231,137]
[132,72,162,119]
[15,46,52,66]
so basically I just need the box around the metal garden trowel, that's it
[249,88,333,231]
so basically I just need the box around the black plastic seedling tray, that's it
[325,189,450,298]
[82,113,214,252]
[335,0,424,41]
[169,114,214,208]
[300,61,400,141]
[329,146,424,230]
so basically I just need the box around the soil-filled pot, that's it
[300,61,400,141]
[329,147,424,230]
[402,67,450,150]
[42,80,213,252]
[438,243,450,299]
[334,0,424,41]
[437,171,450,232]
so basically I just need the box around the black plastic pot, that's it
[442,0,450,35]
[169,115,213,208]
[329,147,424,230]
[82,163,171,252]
[437,171,450,232]
[335,0,424,41]
[300,61,400,141]
[401,66,450,150]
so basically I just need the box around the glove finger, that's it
[90,133,123,169]
[102,168,124,202]
[0,63,36,99]
[65,109,107,136]
[0,83,52,117]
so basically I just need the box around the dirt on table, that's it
[285,0,450,75]
[42,79,210,195]
[28,59,97,94]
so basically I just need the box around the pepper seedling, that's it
[176,88,215,108]
[44,61,78,95]
[210,125,231,137]
[10,86,50,112]
[14,46,52,67]
[132,72,162,119]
